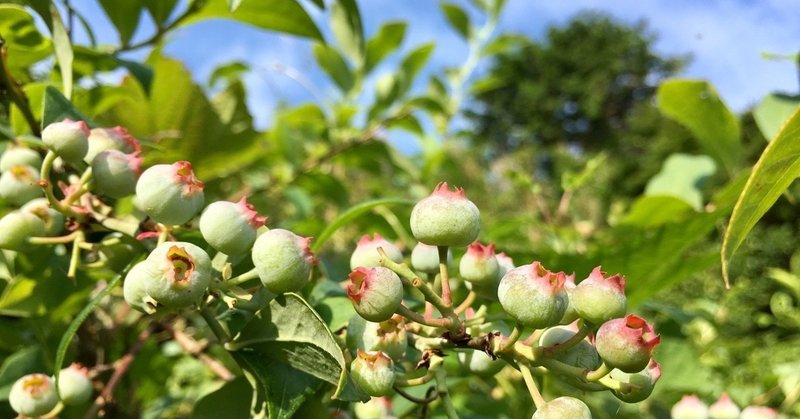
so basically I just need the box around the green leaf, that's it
[311,197,415,252]
[98,0,142,46]
[621,196,695,227]
[0,5,51,71]
[440,2,471,40]
[50,4,74,99]
[191,377,252,419]
[142,0,179,26]
[313,44,355,92]
[385,113,424,136]
[209,61,250,87]
[364,21,406,73]
[721,107,800,286]
[54,269,127,388]
[753,93,800,141]
[644,153,717,210]
[227,293,369,418]
[330,0,364,65]
[42,85,93,128]
[397,43,435,96]
[314,296,356,332]
[657,79,741,174]
[227,0,244,12]
[187,0,323,42]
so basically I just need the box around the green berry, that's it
[459,242,499,286]
[200,197,266,255]
[347,315,407,361]
[350,233,403,270]
[410,242,450,274]
[41,119,90,164]
[91,150,142,198]
[84,126,140,164]
[709,393,740,419]
[0,210,45,250]
[143,241,212,309]
[595,314,660,373]
[410,182,480,247]
[252,228,316,294]
[124,260,158,313]
[22,198,64,236]
[538,325,600,370]
[609,360,661,403]
[58,363,93,405]
[0,164,42,205]
[351,351,395,397]
[498,262,568,328]
[571,266,626,325]
[0,146,42,172]
[457,349,505,377]
[9,373,59,417]
[347,267,403,322]
[354,396,393,419]
[532,396,592,419]
[135,161,205,225]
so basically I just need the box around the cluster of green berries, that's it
[8,364,93,417]
[343,183,662,416]
[672,393,779,419]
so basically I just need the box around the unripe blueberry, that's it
[459,242,499,286]
[538,325,600,370]
[559,274,579,324]
[410,182,480,247]
[252,228,316,294]
[347,267,403,322]
[496,252,515,278]
[709,393,740,419]
[135,161,204,225]
[143,242,212,308]
[58,363,93,405]
[350,233,403,270]
[740,406,778,419]
[595,314,660,373]
[571,267,627,325]
[351,351,395,397]
[609,359,661,403]
[41,119,90,164]
[532,396,592,419]
[91,150,142,198]
[497,262,568,328]
[124,260,157,313]
[354,396,393,419]
[347,315,407,361]
[9,373,59,417]
[22,198,64,236]
[671,395,709,419]
[0,210,45,250]
[200,197,266,255]
[457,349,505,377]
[0,146,41,172]
[0,164,42,205]
[84,126,140,164]
[410,242,450,274]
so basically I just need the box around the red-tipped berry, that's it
[41,119,90,164]
[351,351,395,396]
[459,242,499,286]
[91,150,142,198]
[709,393,740,419]
[496,252,515,278]
[740,406,778,419]
[252,229,316,294]
[671,395,709,419]
[350,233,403,270]
[143,242,212,308]
[532,396,592,419]
[85,126,140,163]
[347,267,403,322]
[135,161,204,225]
[595,314,660,373]
[609,360,661,403]
[571,266,627,324]
[410,182,480,247]
[9,373,59,417]
[200,197,266,255]
[497,262,568,328]
[58,363,93,405]
[0,164,42,205]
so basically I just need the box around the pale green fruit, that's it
[0,210,45,251]
[91,150,141,198]
[0,146,42,172]
[135,161,204,225]
[498,262,568,328]
[22,198,65,236]
[351,351,395,397]
[58,364,93,405]
[532,397,592,419]
[41,119,89,164]
[143,241,212,309]
[350,233,403,270]
[410,182,480,247]
[347,267,403,322]
[9,373,59,417]
[252,228,316,294]
[0,164,42,205]
[200,197,266,255]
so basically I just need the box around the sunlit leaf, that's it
[187,0,323,41]
[440,2,471,40]
[657,79,741,174]
[753,93,800,142]
[312,198,415,252]
[50,4,73,99]
[0,5,51,71]
[313,44,355,92]
[644,153,716,210]
[364,21,406,73]
[330,0,364,65]
[98,0,142,45]
[722,107,800,286]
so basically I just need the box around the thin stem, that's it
[67,230,85,279]
[63,168,93,206]
[454,290,476,315]
[29,231,80,245]
[113,2,201,53]
[519,362,546,409]
[498,323,524,353]
[396,305,451,328]
[434,368,458,419]
[225,267,260,288]
[585,362,611,382]
[394,385,439,404]
[395,372,434,387]
[437,246,452,305]
[199,306,231,344]
[157,224,170,246]
[536,320,591,358]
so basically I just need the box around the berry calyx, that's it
[595,314,660,373]
[143,241,212,309]
[252,229,317,294]
[497,262,568,328]
[410,182,480,247]
[347,267,403,322]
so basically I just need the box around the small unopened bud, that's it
[740,406,778,419]
[459,242,499,286]
[58,363,93,405]
[709,393,740,419]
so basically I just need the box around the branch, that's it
[0,35,40,135]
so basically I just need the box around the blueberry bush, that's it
[1,1,799,418]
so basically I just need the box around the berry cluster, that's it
[344,182,663,417]
[8,365,92,417]
[672,394,779,419]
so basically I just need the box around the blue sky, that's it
[68,0,800,133]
